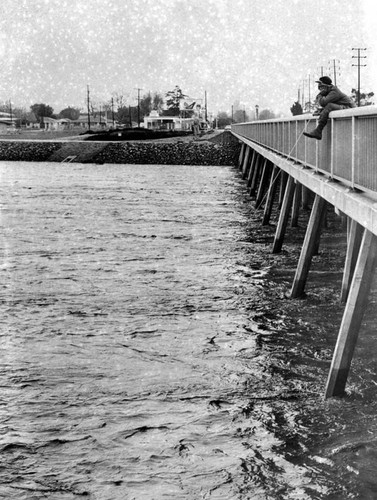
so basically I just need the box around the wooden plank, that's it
[325,230,377,397]
[272,175,296,253]
[289,195,327,297]
[255,159,270,209]
[340,219,364,303]
[262,165,279,225]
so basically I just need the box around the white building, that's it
[143,110,194,131]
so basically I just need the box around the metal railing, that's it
[232,106,377,194]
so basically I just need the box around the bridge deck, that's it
[231,107,377,398]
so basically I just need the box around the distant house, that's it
[25,111,39,128]
[0,111,17,132]
[143,110,194,131]
[42,117,74,131]
[72,113,117,130]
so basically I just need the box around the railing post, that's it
[330,117,334,178]
[351,115,356,189]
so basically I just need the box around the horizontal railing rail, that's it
[232,106,377,195]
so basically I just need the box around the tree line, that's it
[1,84,282,129]
[0,86,200,128]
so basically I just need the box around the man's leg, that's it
[304,103,343,140]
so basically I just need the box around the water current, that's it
[1,161,377,500]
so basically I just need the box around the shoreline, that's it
[0,131,240,166]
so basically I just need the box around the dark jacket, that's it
[317,85,356,108]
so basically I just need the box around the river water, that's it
[1,161,377,500]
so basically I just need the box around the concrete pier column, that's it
[291,180,302,227]
[241,146,251,179]
[325,230,377,398]
[290,194,327,297]
[262,165,279,226]
[246,150,257,188]
[255,159,270,209]
[272,175,296,253]
[238,142,246,169]
[340,219,364,303]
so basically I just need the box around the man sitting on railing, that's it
[304,76,356,140]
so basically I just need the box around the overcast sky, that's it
[1,0,376,116]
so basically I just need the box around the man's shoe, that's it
[303,129,322,140]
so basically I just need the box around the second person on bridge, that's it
[303,76,355,140]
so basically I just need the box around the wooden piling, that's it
[340,219,364,303]
[290,195,327,297]
[272,175,295,253]
[325,230,377,398]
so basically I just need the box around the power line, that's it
[352,48,367,107]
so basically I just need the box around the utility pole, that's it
[231,105,234,123]
[135,87,142,127]
[204,90,207,122]
[328,59,340,85]
[352,48,367,107]
[308,74,311,113]
[111,97,115,127]
[9,99,13,125]
[87,85,91,130]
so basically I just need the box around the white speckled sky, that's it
[1,0,376,115]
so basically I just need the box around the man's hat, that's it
[315,76,332,85]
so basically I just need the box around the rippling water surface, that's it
[1,161,377,499]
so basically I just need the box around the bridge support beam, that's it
[340,219,364,303]
[272,175,295,253]
[290,194,327,298]
[325,230,377,398]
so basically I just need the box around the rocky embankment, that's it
[0,131,241,166]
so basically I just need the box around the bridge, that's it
[231,106,377,398]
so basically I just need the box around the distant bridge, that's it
[231,106,377,398]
